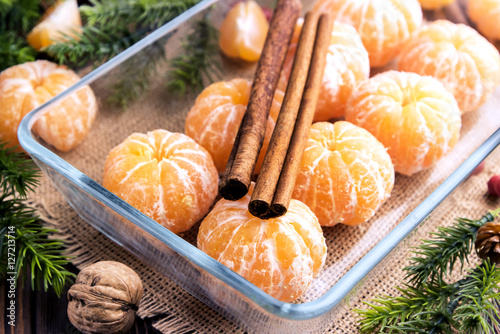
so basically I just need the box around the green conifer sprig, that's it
[0,143,39,197]
[0,142,75,297]
[167,17,222,95]
[107,41,165,108]
[0,32,37,71]
[405,209,500,287]
[47,0,201,68]
[80,0,201,29]
[356,210,500,333]
[0,0,40,34]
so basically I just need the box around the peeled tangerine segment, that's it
[313,0,423,68]
[0,60,97,152]
[185,78,283,173]
[398,20,500,113]
[27,0,82,51]
[468,0,500,41]
[292,121,395,227]
[345,71,462,176]
[418,0,456,10]
[278,19,369,121]
[103,130,219,234]
[219,0,269,62]
[197,184,327,302]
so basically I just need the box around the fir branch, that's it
[47,0,201,69]
[0,142,75,296]
[0,32,37,71]
[80,0,201,30]
[46,26,144,68]
[0,142,39,198]
[167,17,222,95]
[107,41,166,108]
[0,0,41,34]
[356,282,454,333]
[454,260,500,334]
[404,209,500,288]
[357,261,500,334]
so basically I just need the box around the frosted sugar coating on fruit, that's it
[219,0,269,62]
[0,60,97,151]
[468,0,500,41]
[398,20,500,113]
[345,71,462,176]
[197,184,326,302]
[292,121,394,227]
[313,0,422,68]
[103,129,219,234]
[278,19,369,121]
[418,0,455,10]
[185,78,283,173]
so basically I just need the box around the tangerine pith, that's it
[0,60,97,152]
[312,0,423,68]
[345,71,462,176]
[197,184,327,302]
[292,121,395,227]
[103,129,219,234]
[398,20,500,113]
[278,19,369,121]
[185,78,283,173]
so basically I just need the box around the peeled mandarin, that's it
[313,0,422,68]
[197,184,327,302]
[345,71,462,176]
[418,0,456,10]
[219,1,269,62]
[185,78,282,173]
[103,129,219,234]
[398,20,500,113]
[292,121,394,227]
[0,60,97,152]
[278,19,369,121]
[27,0,82,51]
[468,0,500,41]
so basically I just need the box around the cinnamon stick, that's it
[219,0,302,201]
[271,14,332,217]
[249,13,320,218]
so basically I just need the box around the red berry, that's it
[488,175,500,197]
[471,161,485,176]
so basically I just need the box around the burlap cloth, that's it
[28,3,500,332]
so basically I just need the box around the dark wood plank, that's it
[1,263,156,334]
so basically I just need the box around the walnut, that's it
[67,261,144,334]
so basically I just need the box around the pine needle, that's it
[0,31,37,71]
[0,142,75,296]
[167,16,222,95]
[405,209,500,287]
[356,211,500,334]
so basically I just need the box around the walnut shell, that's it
[67,261,143,334]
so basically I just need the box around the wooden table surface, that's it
[1,264,159,334]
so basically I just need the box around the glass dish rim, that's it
[17,0,500,321]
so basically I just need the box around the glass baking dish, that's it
[17,0,500,332]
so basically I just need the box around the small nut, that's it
[67,261,143,334]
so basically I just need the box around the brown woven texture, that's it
[28,3,500,333]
